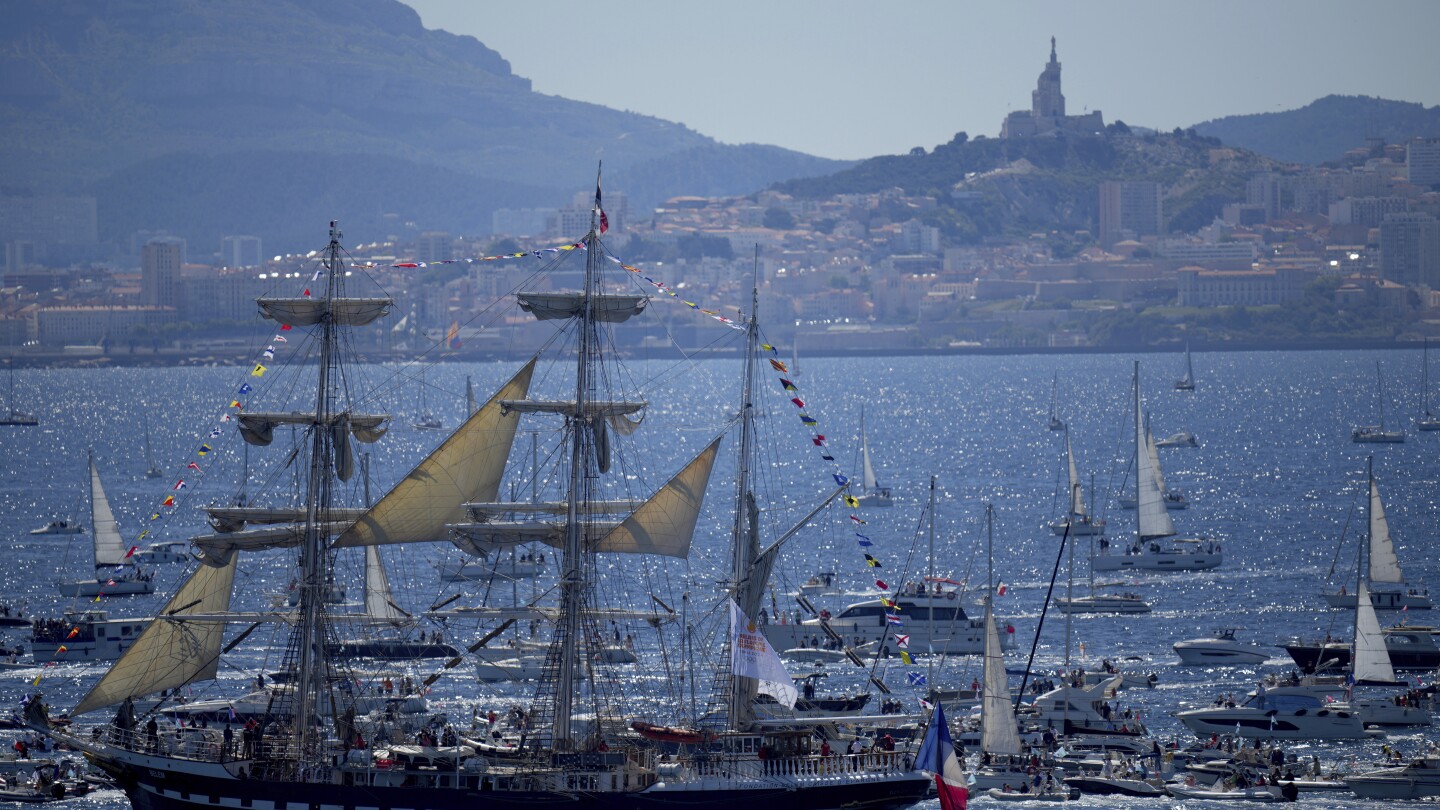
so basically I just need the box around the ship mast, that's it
[293,221,344,761]
[726,286,761,729]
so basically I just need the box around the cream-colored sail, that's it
[1353,580,1396,684]
[1368,480,1403,585]
[89,456,127,567]
[72,558,238,716]
[981,601,1022,756]
[333,359,535,548]
[591,437,720,557]
[364,546,406,621]
[1066,431,1085,517]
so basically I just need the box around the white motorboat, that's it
[1057,593,1150,614]
[1064,774,1164,797]
[1174,629,1270,665]
[797,571,842,596]
[1346,756,1440,799]
[1165,781,1285,801]
[1095,365,1219,573]
[56,454,155,597]
[29,609,149,661]
[1352,360,1405,442]
[1176,691,1370,739]
[475,655,548,682]
[1155,431,1198,448]
[437,553,546,583]
[1322,469,1430,610]
[131,541,190,565]
[28,520,83,536]
[985,785,1077,801]
[764,586,1004,656]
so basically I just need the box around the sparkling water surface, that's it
[1,348,1436,809]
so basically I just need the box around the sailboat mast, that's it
[927,477,936,654]
[726,286,761,729]
[293,221,344,761]
[552,175,603,750]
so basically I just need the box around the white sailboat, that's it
[1174,343,1195,391]
[1047,372,1065,430]
[1324,464,1430,610]
[1094,363,1220,573]
[1353,361,1405,442]
[856,406,893,507]
[143,416,162,478]
[0,362,38,427]
[1117,415,1187,509]
[1420,338,1440,431]
[1049,429,1105,536]
[57,454,154,597]
[412,365,443,430]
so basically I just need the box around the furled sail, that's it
[980,602,1022,756]
[237,412,387,447]
[204,506,367,533]
[1368,480,1403,585]
[194,522,353,566]
[499,400,647,418]
[90,456,128,567]
[72,557,238,716]
[516,292,647,323]
[333,359,536,548]
[258,297,392,327]
[1352,580,1396,684]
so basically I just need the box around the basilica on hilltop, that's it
[1000,37,1105,138]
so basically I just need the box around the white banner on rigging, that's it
[729,598,798,708]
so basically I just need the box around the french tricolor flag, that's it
[916,701,969,809]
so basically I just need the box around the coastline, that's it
[0,337,1423,369]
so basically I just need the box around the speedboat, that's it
[1155,432,1198,448]
[1064,774,1163,797]
[1352,426,1405,443]
[797,572,842,596]
[29,520,82,535]
[1057,593,1150,614]
[1284,624,1440,672]
[1176,691,1370,740]
[132,541,190,565]
[1174,629,1270,665]
[1346,756,1440,800]
[1165,780,1286,801]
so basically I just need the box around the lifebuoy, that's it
[946,591,956,601]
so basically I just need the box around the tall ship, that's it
[34,199,931,810]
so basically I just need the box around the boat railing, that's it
[692,750,911,780]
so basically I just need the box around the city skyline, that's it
[404,0,1440,161]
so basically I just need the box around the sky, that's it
[403,1,1440,162]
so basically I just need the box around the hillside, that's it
[774,128,1282,243]
[1192,95,1440,165]
[0,0,846,251]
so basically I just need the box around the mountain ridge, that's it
[1191,94,1440,165]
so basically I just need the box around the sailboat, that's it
[56,453,155,597]
[1323,463,1430,610]
[1353,361,1405,442]
[1047,372,1065,430]
[412,365,443,430]
[0,362,37,426]
[1174,343,1195,391]
[1420,338,1440,431]
[1116,415,1188,510]
[143,416,163,479]
[855,406,893,507]
[1048,429,1105,536]
[38,201,931,809]
[1094,363,1220,573]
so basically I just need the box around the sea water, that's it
[0,348,1435,809]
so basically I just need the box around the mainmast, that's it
[726,287,761,730]
[293,221,344,761]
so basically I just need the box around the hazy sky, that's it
[404,1,1440,162]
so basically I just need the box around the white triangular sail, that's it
[72,557,238,716]
[861,414,879,492]
[1066,431,1085,517]
[981,601,1022,756]
[364,546,405,621]
[334,359,535,548]
[90,457,128,567]
[1136,390,1175,540]
[1146,427,1168,493]
[1352,580,1395,683]
[1367,480,1403,585]
[729,599,796,708]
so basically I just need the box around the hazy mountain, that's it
[0,0,846,251]
[1192,95,1440,165]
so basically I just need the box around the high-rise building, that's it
[1098,181,1162,248]
[220,235,263,268]
[1379,212,1440,288]
[141,237,185,308]
[1408,137,1440,188]
[1246,173,1282,221]
[416,232,453,263]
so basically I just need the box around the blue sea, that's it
[1,347,1436,808]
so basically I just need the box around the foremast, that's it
[726,288,762,731]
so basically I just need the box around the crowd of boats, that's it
[3,199,1439,809]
